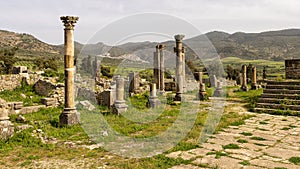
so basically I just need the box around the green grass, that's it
[250,136,266,141]
[0,83,42,106]
[222,143,240,149]
[237,139,248,143]
[240,132,253,136]
[289,156,300,165]
[239,160,250,166]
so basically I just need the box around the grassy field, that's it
[0,87,256,168]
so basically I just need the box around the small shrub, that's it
[222,143,240,149]
[240,132,253,136]
[289,156,300,165]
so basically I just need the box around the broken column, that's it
[159,44,165,95]
[251,66,258,90]
[197,72,203,84]
[111,75,128,115]
[153,45,161,90]
[174,34,185,101]
[240,64,248,91]
[198,83,207,101]
[59,16,79,126]
[213,81,225,97]
[0,99,14,140]
[147,83,160,108]
[129,72,140,95]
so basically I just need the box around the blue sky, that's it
[1,0,299,45]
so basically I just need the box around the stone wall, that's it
[0,74,42,92]
[285,59,300,79]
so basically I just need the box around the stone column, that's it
[174,34,185,101]
[129,72,140,95]
[0,101,14,140]
[60,16,79,126]
[147,83,160,108]
[213,81,224,97]
[159,44,165,95]
[111,75,128,115]
[251,66,258,90]
[153,45,160,89]
[198,83,207,101]
[241,64,248,91]
[197,72,203,84]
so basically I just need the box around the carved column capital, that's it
[60,16,79,29]
[174,34,185,42]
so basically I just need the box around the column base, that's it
[147,96,161,108]
[251,84,259,90]
[174,93,182,101]
[59,109,79,126]
[0,120,14,140]
[240,86,249,91]
[198,91,208,101]
[213,88,225,97]
[111,101,128,115]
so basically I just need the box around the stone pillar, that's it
[251,66,258,90]
[174,34,185,101]
[198,83,207,101]
[0,101,14,140]
[153,45,160,89]
[111,75,128,115]
[147,83,160,108]
[241,64,248,91]
[159,44,165,95]
[197,72,203,84]
[129,72,140,95]
[59,16,79,126]
[213,81,224,97]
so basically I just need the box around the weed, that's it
[288,156,300,165]
[222,144,240,149]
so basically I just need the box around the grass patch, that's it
[256,127,269,131]
[289,156,300,165]
[259,121,268,125]
[0,83,42,106]
[250,136,266,141]
[254,143,267,146]
[206,151,228,159]
[222,143,240,149]
[281,127,291,130]
[237,139,248,143]
[240,132,253,136]
[239,160,250,166]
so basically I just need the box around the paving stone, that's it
[200,142,223,151]
[224,148,262,159]
[242,165,265,169]
[169,164,204,169]
[262,147,300,160]
[193,156,243,169]
[251,159,299,169]
[188,148,211,157]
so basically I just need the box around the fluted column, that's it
[59,16,79,126]
[111,75,128,115]
[174,34,185,101]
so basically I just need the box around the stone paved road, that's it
[167,112,300,169]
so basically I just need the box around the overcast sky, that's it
[1,0,300,45]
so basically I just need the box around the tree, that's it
[0,47,18,74]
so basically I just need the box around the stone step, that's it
[256,103,300,111]
[254,108,300,116]
[261,93,300,100]
[266,85,300,90]
[257,98,300,105]
[265,80,300,85]
[263,89,300,94]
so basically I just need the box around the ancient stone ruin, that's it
[174,35,185,101]
[59,16,79,126]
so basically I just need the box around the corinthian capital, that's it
[174,34,185,42]
[61,16,79,29]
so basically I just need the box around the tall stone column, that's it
[251,66,258,90]
[60,16,79,126]
[153,45,160,89]
[112,75,128,115]
[197,72,203,84]
[241,64,248,91]
[159,44,165,95]
[174,34,185,101]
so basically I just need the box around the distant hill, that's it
[1,29,300,62]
